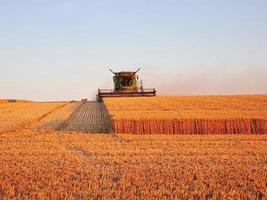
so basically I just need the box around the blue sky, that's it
[0,0,266,101]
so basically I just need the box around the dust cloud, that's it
[143,68,267,95]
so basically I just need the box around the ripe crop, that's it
[0,98,267,199]
[104,95,267,134]
[0,102,66,133]
[0,131,266,199]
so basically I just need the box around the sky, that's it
[0,0,266,101]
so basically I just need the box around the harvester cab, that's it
[97,68,156,102]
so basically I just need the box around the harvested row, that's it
[61,102,111,133]
[34,102,82,130]
[105,95,267,134]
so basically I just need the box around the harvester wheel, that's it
[97,95,103,103]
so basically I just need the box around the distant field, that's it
[104,95,267,134]
[0,99,32,103]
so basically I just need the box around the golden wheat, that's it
[0,102,66,133]
[104,95,267,134]
[0,131,266,199]
[0,99,266,199]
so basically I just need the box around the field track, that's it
[58,102,111,133]
[34,102,82,130]
[0,101,111,134]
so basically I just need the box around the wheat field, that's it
[0,102,66,134]
[104,95,267,134]
[0,96,267,199]
[1,130,266,199]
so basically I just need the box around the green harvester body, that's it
[97,68,156,102]
[113,71,138,91]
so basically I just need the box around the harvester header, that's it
[97,68,156,102]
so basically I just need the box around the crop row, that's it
[112,119,267,134]
[62,102,111,133]
[104,95,267,134]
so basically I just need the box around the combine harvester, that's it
[97,68,156,102]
